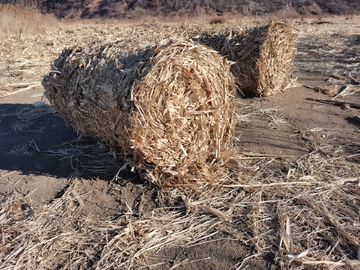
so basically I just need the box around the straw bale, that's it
[42,39,236,187]
[198,19,297,97]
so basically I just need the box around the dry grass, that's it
[1,13,359,97]
[0,4,57,39]
[0,14,264,98]
[1,15,360,270]
[292,16,360,84]
[1,128,360,269]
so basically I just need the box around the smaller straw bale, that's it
[43,39,236,187]
[197,19,297,97]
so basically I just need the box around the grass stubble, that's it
[1,104,360,269]
[1,6,360,270]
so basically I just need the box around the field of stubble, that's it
[1,8,360,270]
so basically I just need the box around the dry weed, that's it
[0,4,57,39]
[1,15,360,270]
[1,128,359,269]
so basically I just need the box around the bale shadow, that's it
[0,103,77,178]
[346,116,360,126]
[348,35,360,46]
[0,103,144,184]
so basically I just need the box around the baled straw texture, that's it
[198,19,297,97]
[42,39,236,187]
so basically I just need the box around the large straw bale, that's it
[43,39,236,187]
[198,19,297,97]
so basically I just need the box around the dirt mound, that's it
[2,0,360,18]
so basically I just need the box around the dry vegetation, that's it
[1,114,360,270]
[195,19,297,97]
[1,6,360,269]
[0,4,56,38]
[43,39,236,188]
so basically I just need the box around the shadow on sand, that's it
[0,103,141,183]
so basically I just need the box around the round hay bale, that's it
[198,19,297,97]
[42,39,236,187]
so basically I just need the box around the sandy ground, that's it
[0,16,360,269]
